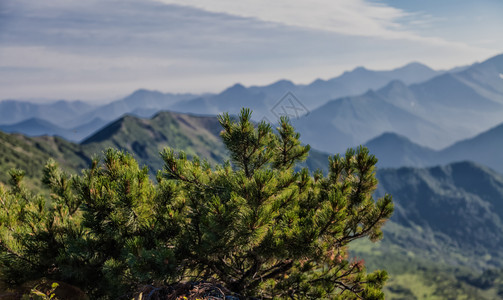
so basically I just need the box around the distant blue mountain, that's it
[0,99,95,126]
[0,118,68,137]
[439,122,503,174]
[292,90,446,154]
[0,90,199,140]
[293,53,503,153]
[365,132,437,168]
[298,62,441,108]
[67,89,199,128]
[0,117,108,142]
[171,62,442,118]
[1,54,503,154]
[457,53,503,102]
[171,83,267,116]
[362,121,503,174]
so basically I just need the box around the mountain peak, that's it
[399,61,433,71]
[354,66,368,71]
[350,66,369,74]
[128,89,163,98]
[308,78,326,86]
[364,132,436,168]
[378,80,409,94]
[337,66,369,77]
[229,83,246,90]
[81,115,135,144]
[363,89,379,98]
[476,53,503,71]
[11,118,65,129]
[365,131,429,150]
[268,79,295,89]
[220,83,248,96]
[367,132,410,144]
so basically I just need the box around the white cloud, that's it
[153,0,500,55]
[0,0,498,102]
[155,0,418,39]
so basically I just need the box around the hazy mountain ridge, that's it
[294,54,503,153]
[65,90,201,128]
[457,53,503,102]
[361,120,503,174]
[0,60,442,141]
[0,90,199,131]
[292,90,447,154]
[302,62,441,102]
[3,54,502,152]
[364,132,438,168]
[0,117,109,142]
[172,62,442,118]
[0,99,96,126]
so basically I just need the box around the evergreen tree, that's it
[162,108,393,298]
[0,151,183,298]
[0,108,393,299]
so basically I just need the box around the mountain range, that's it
[0,60,444,142]
[171,61,442,117]
[0,99,95,127]
[293,54,503,153]
[0,117,108,142]
[2,111,503,298]
[362,120,503,174]
[2,54,502,159]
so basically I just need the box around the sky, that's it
[0,0,502,103]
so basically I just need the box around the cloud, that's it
[153,0,502,54]
[0,0,498,102]
[154,0,419,39]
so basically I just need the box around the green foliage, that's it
[24,282,59,300]
[0,151,183,298]
[162,108,394,298]
[0,108,393,299]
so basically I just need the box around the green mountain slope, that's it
[81,111,228,172]
[377,161,503,269]
[0,111,230,188]
[0,131,90,191]
[350,161,503,299]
